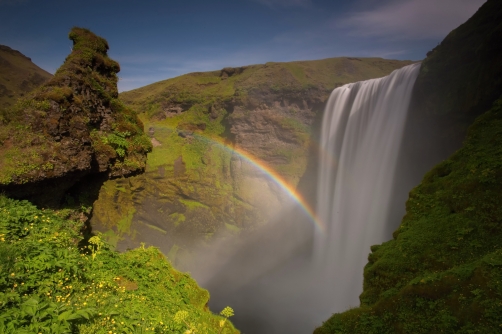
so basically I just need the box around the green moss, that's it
[180,199,209,210]
[142,222,167,234]
[169,213,186,227]
[116,207,135,235]
[225,223,241,233]
[0,27,151,189]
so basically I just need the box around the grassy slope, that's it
[315,98,502,333]
[0,196,238,333]
[120,57,414,113]
[0,45,52,112]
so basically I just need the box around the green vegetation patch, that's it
[315,98,502,333]
[179,199,209,210]
[0,195,238,333]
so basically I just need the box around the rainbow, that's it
[154,128,325,233]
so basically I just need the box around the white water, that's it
[314,62,421,310]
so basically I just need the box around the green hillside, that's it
[120,57,414,117]
[0,45,52,112]
[0,28,239,334]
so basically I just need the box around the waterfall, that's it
[314,63,421,310]
[200,63,422,333]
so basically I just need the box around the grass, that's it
[0,195,238,333]
[0,45,52,112]
[120,58,414,117]
[314,97,502,334]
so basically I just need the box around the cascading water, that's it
[200,63,422,333]
[314,62,421,310]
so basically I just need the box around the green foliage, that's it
[219,306,234,318]
[0,195,238,333]
[102,131,131,158]
[315,98,502,333]
[218,307,234,334]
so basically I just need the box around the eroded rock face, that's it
[0,28,151,206]
[392,0,502,230]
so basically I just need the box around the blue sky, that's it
[0,0,486,92]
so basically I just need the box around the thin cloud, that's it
[336,0,486,40]
[251,0,312,8]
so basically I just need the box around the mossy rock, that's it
[0,27,151,206]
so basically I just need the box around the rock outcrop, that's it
[397,0,502,196]
[0,28,151,206]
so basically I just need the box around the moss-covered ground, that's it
[0,195,238,333]
[315,97,502,333]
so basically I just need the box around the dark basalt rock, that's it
[400,0,502,183]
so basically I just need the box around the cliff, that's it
[0,45,52,111]
[92,57,414,266]
[315,0,502,332]
[396,0,502,198]
[0,28,151,207]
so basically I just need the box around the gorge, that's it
[1,0,501,333]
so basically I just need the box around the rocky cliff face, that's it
[396,0,502,199]
[91,57,414,266]
[0,28,151,207]
[0,45,52,111]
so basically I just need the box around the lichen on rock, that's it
[0,27,152,206]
